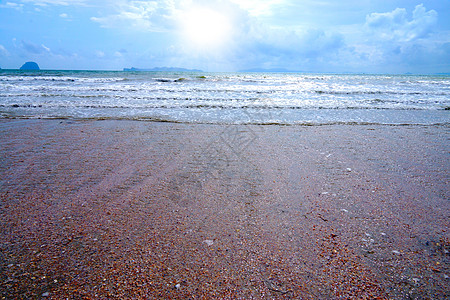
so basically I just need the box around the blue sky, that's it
[0,0,449,73]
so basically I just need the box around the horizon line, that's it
[0,68,448,76]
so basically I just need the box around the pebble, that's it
[340,209,349,213]
[42,292,49,297]
[203,240,214,246]
[175,283,181,289]
[346,168,352,172]
[392,250,401,255]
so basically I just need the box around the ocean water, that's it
[0,70,448,125]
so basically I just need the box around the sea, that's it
[0,70,448,125]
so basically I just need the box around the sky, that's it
[0,0,449,73]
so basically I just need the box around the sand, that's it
[0,119,448,299]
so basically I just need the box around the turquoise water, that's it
[0,70,448,125]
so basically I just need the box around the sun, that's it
[181,7,232,49]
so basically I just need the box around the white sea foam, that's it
[0,71,448,124]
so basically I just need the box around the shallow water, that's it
[0,70,448,125]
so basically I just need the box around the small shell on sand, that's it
[203,240,214,246]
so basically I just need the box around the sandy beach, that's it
[0,119,448,299]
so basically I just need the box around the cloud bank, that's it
[365,4,437,42]
[91,1,176,32]
[0,0,448,73]
[360,4,447,73]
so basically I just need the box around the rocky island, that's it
[20,61,40,70]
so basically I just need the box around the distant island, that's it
[124,67,203,72]
[20,61,40,70]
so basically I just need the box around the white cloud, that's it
[365,4,437,42]
[114,49,127,57]
[91,0,176,32]
[0,45,10,56]
[116,0,347,70]
[1,2,24,10]
[20,0,88,6]
[41,44,50,52]
[95,50,105,58]
[20,40,51,54]
[59,13,68,18]
[347,4,447,73]
[228,0,284,16]
[234,27,345,70]
[89,0,268,33]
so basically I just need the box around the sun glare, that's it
[182,8,232,49]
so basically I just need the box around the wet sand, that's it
[0,119,448,299]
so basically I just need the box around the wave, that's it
[3,86,447,97]
[313,90,448,96]
[154,77,190,83]
[1,72,448,126]
[1,103,447,110]
[0,76,128,83]
[1,114,447,127]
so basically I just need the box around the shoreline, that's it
[0,106,448,126]
[0,119,448,298]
